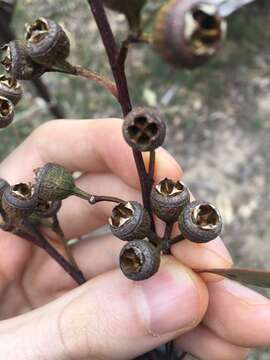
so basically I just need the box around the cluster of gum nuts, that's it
[0,107,223,281]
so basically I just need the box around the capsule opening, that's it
[110,202,134,227]
[157,178,184,196]
[0,97,12,117]
[26,18,49,43]
[128,116,158,145]
[185,3,226,55]
[121,247,144,273]
[12,183,34,200]
[192,203,220,230]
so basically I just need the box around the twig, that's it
[52,215,79,270]
[86,0,154,228]
[19,220,86,285]
[73,65,118,99]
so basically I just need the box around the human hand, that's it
[0,118,268,359]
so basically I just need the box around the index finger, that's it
[0,118,181,186]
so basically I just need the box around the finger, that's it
[0,258,208,360]
[175,325,250,360]
[0,118,182,187]
[171,235,233,282]
[203,279,270,347]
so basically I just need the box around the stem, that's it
[86,0,153,225]
[162,222,174,255]
[170,234,185,245]
[73,65,118,99]
[52,215,79,270]
[19,221,86,285]
[73,187,125,204]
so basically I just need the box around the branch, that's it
[86,0,154,225]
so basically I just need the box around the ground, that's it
[1,0,270,359]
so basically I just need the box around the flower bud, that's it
[0,96,14,128]
[122,107,166,152]
[2,183,38,221]
[35,199,62,218]
[151,178,190,223]
[153,0,227,69]
[25,18,70,68]
[120,239,160,281]
[178,200,222,243]
[1,40,46,80]
[34,163,78,202]
[109,201,151,241]
[0,74,22,105]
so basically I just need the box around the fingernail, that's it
[138,261,200,335]
[223,279,270,305]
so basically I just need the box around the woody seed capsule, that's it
[25,18,70,68]
[151,178,190,223]
[109,201,151,241]
[1,40,46,80]
[178,200,222,243]
[2,183,38,221]
[120,239,160,281]
[123,107,166,152]
[35,199,62,218]
[153,0,227,69]
[0,74,22,105]
[0,96,14,128]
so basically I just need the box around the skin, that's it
[0,118,268,359]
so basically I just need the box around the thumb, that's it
[0,257,208,360]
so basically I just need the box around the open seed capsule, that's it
[0,74,22,105]
[178,200,222,243]
[0,96,14,128]
[25,18,70,68]
[2,183,38,221]
[1,40,46,80]
[151,178,190,223]
[109,201,151,241]
[120,239,160,281]
[153,0,227,69]
[35,199,62,218]
[122,107,166,152]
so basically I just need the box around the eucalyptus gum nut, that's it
[1,40,46,80]
[178,200,223,243]
[151,178,190,223]
[0,75,22,105]
[0,96,14,128]
[0,179,9,197]
[35,200,62,218]
[26,18,70,67]
[109,201,151,241]
[153,0,227,69]
[2,183,38,221]
[120,239,161,281]
[34,163,76,202]
[122,107,166,152]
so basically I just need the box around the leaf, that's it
[197,268,270,288]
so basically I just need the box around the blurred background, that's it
[0,0,270,358]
